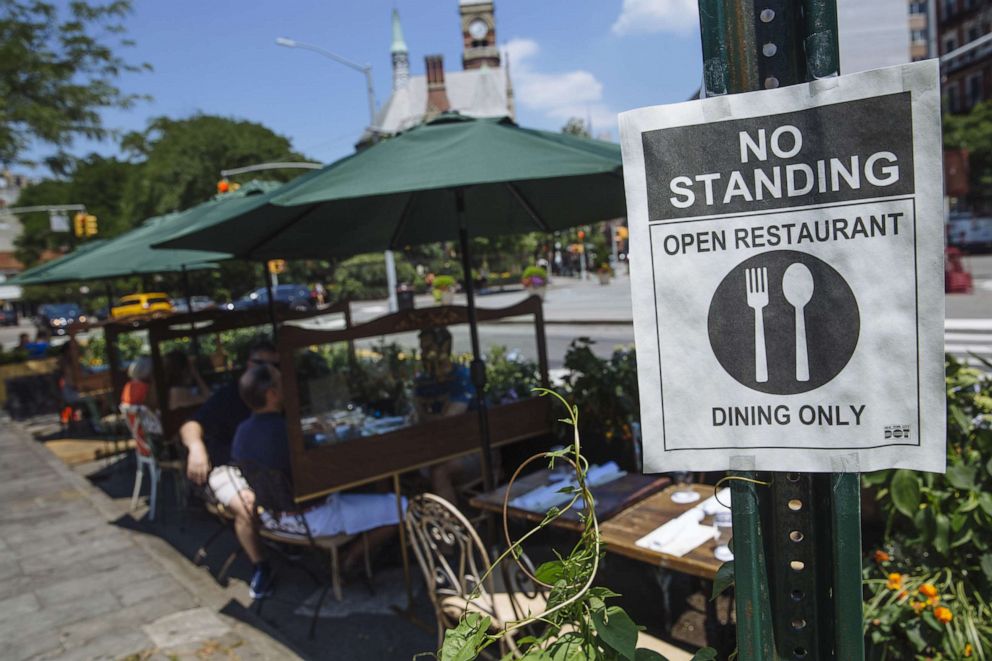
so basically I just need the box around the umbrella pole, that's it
[181,265,200,357]
[262,262,278,341]
[455,189,495,494]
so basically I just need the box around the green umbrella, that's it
[153,114,627,490]
[155,115,624,259]
[9,181,285,286]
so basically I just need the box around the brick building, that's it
[939,0,992,113]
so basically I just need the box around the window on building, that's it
[964,0,974,9]
[910,0,927,13]
[968,26,982,42]
[967,73,983,108]
[912,28,928,42]
[944,0,956,18]
[948,83,961,113]
[945,35,959,54]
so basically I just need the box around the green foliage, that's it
[561,118,591,138]
[484,346,540,405]
[14,155,139,266]
[521,266,547,280]
[943,101,992,202]
[119,114,305,221]
[331,253,417,301]
[81,333,144,368]
[436,392,701,661]
[862,356,992,658]
[555,339,639,468]
[0,0,149,171]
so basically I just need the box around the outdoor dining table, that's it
[469,467,670,532]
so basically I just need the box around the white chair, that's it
[119,403,181,521]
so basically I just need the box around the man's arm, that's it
[179,419,211,485]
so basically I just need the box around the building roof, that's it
[364,66,509,142]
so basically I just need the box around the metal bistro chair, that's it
[404,493,546,657]
[119,403,185,521]
[405,494,692,660]
[235,460,372,639]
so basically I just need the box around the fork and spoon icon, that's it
[745,263,814,383]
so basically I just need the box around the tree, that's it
[119,114,307,221]
[0,0,149,172]
[561,117,591,138]
[13,154,138,266]
[943,101,992,208]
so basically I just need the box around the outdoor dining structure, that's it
[154,113,628,496]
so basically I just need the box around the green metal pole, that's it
[695,2,863,659]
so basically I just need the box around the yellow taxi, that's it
[110,292,174,319]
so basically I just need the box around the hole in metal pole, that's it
[788,499,803,511]
[791,618,807,630]
[786,472,801,482]
[791,589,804,602]
[765,77,780,89]
[762,42,778,57]
[789,530,804,542]
[790,560,806,571]
[760,8,775,22]
[794,648,808,658]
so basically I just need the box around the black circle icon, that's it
[707,250,859,395]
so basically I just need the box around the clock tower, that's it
[459,0,499,70]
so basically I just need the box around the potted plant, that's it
[521,265,548,299]
[431,275,457,305]
[596,260,614,285]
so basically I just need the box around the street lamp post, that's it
[276,36,399,313]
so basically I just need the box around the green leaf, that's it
[545,632,586,661]
[634,650,667,661]
[890,469,921,518]
[711,561,735,600]
[979,492,992,516]
[980,553,992,582]
[934,513,951,554]
[950,404,972,434]
[591,606,639,660]
[946,464,977,490]
[691,648,719,661]
[905,624,928,652]
[440,613,491,661]
[534,561,565,585]
[921,609,942,632]
[986,455,992,478]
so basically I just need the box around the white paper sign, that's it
[619,61,945,474]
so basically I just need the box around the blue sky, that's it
[26,0,707,173]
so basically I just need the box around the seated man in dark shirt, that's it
[233,364,405,596]
[178,340,279,595]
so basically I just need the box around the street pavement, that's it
[0,419,301,661]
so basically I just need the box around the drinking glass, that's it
[670,471,700,504]
[713,510,734,561]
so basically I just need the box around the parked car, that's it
[226,285,314,313]
[36,303,84,336]
[947,211,992,253]
[0,304,18,326]
[111,292,173,319]
[170,296,217,314]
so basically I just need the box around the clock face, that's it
[468,19,489,40]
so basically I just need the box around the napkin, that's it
[635,509,718,557]
[697,488,731,516]
[509,462,627,513]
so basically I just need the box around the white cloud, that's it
[611,0,699,36]
[504,38,616,135]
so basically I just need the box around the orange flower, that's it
[897,590,908,601]
[910,600,927,614]
[926,595,940,606]
[874,549,891,563]
[934,606,953,623]
[886,573,903,590]
[964,643,973,657]
[919,583,938,598]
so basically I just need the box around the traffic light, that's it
[83,214,98,237]
[73,212,86,238]
[217,179,230,193]
[616,226,629,240]
[268,259,286,274]
[577,230,586,240]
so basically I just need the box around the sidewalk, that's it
[0,419,300,661]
